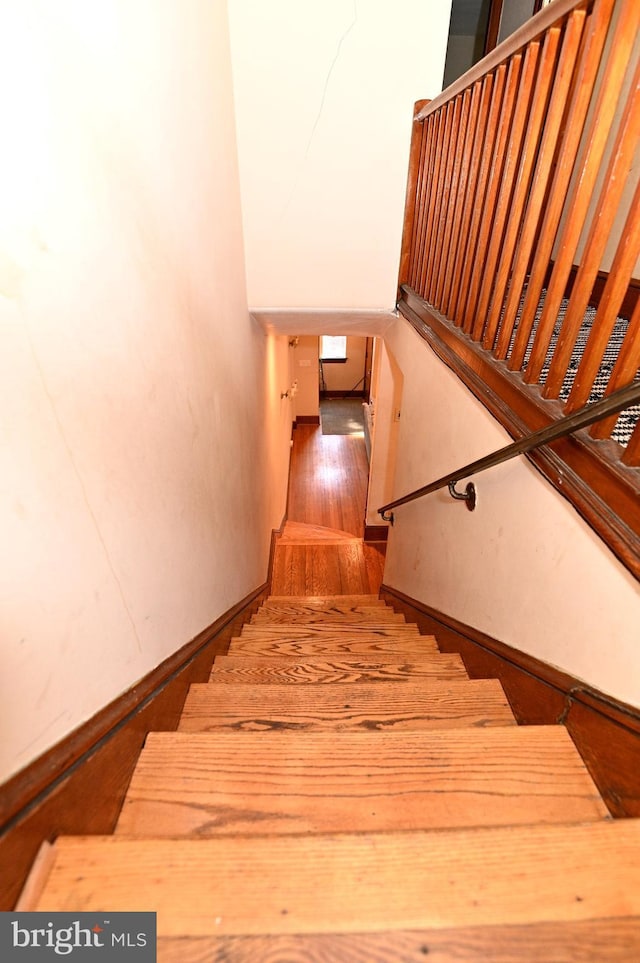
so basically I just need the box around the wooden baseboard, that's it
[295,415,320,425]
[364,525,389,542]
[0,585,267,910]
[380,584,640,818]
[320,391,366,399]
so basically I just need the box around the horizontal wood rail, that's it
[398,0,640,576]
[378,381,640,521]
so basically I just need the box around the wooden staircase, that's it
[18,595,640,959]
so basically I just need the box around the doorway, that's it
[319,335,373,399]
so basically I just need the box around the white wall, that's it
[382,319,640,707]
[365,339,402,526]
[0,0,291,783]
[322,337,369,393]
[228,0,453,310]
[292,336,320,418]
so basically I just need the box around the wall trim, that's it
[0,585,267,908]
[381,583,640,817]
[295,415,320,425]
[320,390,366,399]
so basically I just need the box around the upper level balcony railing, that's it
[397,0,640,577]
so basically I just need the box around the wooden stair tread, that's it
[154,920,640,963]
[264,595,385,606]
[227,638,440,658]
[251,609,407,625]
[116,727,607,837]
[237,624,424,639]
[17,588,628,954]
[256,601,397,613]
[209,655,469,684]
[178,679,516,731]
[256,602,394,615]
[278,521,362,543]
[22,821,640,934]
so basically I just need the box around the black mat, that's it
[320,398,365,435]
[503,290,638,446]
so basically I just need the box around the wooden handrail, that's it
[378,381,640,521]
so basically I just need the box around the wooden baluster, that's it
[483,30,561,352]
[524,0,640,387]
[412,113,439,295]
[399,100,430,292]
[417,108,447,298]
[590,294,640,440]
[470,42,541,343]
[434,89,471,311]
[445,78,488,321]
[462,56,522,334]
[508,0,618,372]
[622,419,640,467]
[454,66,506,326]
[567,179,640,412]
[406,119,426,291]
[542,55,640,399]
[424,101,456,305]
[495,10,588,360]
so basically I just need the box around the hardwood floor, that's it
[287,424,369,536]
[272,424,386,595]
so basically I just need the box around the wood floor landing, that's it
[277,521,361,544]
[271,423,385,595]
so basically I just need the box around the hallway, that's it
[271,423,386,595]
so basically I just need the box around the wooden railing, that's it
[398,0,640,577]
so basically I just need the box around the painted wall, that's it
[0,1,291,784]
[382,319,640,707]
[228,0,453,310]
[290,335,320,418]
[291,336,320,418]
